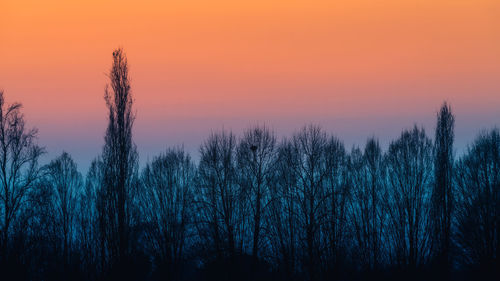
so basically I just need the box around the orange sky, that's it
[1,0,500,168]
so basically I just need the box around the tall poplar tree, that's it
[100,48,138,268]
[431,102,455,273]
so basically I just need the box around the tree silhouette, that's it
[236,125,276,259]
[431,102,455,276]
[2,49,500,280]
[79,158,102,278]
[0,91,44,258]
[140,147,194,279]
[348,138,384,272]
[268,138,300,280]
[455,129,500,275]
[100,48,139,273]
[195,130,242,262]
[45,152,82,264]
[384,126,433,270]
[322,133,349,279]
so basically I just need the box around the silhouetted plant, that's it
[44,152,82,265]
[1,50,500,281]
[431,102,455,276]
[384,126,433,270]
[236,125,276,260]
[348,138,385,272]
[139,147,194,279]
[99,48,139,275]
[194,130,242,262]
[0,90,45,258]
[454,129,500,274]
[267,138,300,280]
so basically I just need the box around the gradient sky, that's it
[1,0,500,171]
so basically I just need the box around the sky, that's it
[1,0,500,171]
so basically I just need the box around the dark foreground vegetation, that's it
[0,49,498,281]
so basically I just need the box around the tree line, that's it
[0,49,498,281]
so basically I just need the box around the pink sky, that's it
[1,0,499,169]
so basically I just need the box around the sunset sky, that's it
[1,0,500,170]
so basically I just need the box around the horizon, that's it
[4,92,500,174]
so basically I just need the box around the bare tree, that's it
[348,138,384,272]
[384,126,433,269]
[99,48,139,268]
[236,125,276,259]
[455,129,500,271]
[0,91,44,256]
[4,85,500,280]
[267,138,300,279]
[45,152,82,264]
[321,134,349,278]
[292,125,330,280]
[22,179,59,278]
[431,102,455,273]
[78,158,102,277]
[195,130,242,261]
[140,147,194,278]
